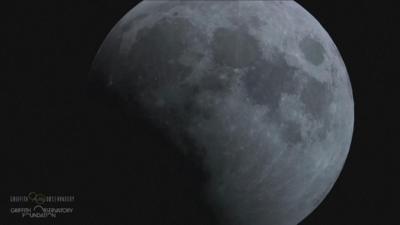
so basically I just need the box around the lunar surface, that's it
[90,1,354,225]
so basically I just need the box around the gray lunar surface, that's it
[91,1,354,224]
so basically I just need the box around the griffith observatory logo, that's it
[9,192,75,218]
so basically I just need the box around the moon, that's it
[90,1,354,225]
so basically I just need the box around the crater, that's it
[211,27,262,69]
[299,36,326,66]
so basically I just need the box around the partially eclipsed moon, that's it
[91,1,354,225]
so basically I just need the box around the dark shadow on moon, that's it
[300,76,333,118]
[299,36,326,66]
[242,53,298,109]
[211,27,262,68]
[300,75,334,140]
[281,120,304,146]
[239,46,333,143]
[86,74,220,225]
[125,17,197,90]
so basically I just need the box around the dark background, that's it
[3,1,398,225]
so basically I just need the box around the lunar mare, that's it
[91,1,354,225]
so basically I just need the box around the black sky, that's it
[3,1,398,225]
